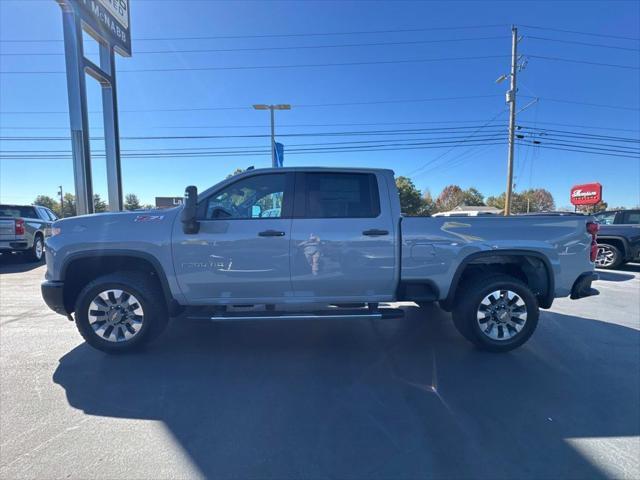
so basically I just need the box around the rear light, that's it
[14,219,25,236]
[587,221,599,262]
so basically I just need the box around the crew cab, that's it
[0,204,57,262]
[593,210,640,269]
[41,167,599,353]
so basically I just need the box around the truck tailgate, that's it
[0,219,16,241]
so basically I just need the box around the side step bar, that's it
[185,307,404,322]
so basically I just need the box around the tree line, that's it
[394,176,626,215]
[33,193,152,217]
[395,176,560,215]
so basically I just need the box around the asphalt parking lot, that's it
[0,256,639,480]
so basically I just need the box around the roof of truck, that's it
[237,166,395,174]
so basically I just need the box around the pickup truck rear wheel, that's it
[74,272,169,353]
[452,274,539,352]
[595,243,623,269]
[27,234,44,262]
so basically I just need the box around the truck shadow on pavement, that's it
[53,305,639,479]
[0,254,43,274]
[596,270,636,282]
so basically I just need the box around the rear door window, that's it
[299,173,380,218]
[622,211,640,224]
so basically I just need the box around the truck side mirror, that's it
[181,185,200,234]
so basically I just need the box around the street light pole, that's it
[253,104,291,168]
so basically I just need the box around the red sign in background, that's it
[570,183,602,206]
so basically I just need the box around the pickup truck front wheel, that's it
[74,272,169,353]
[452,274,539,352]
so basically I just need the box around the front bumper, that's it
[41,280,69,316]
[570,272,599,300]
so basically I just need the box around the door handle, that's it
[258,230,286,237]
[362,229,389,236]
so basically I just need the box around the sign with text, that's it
[570,183,602,206]
[59,0,131,56]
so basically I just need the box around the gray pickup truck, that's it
[41,167,599,354]
[0,204,57,262]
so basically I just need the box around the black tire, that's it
[74,272,169,354]
[452,274,539,352]
[595,243,623,269]
[27,234,44,262]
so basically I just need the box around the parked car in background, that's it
[593,209,640,269]
[0,204,57,262]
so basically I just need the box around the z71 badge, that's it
[134,215,165,222]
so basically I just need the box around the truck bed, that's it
[401,215,594,300]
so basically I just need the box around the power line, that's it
[0,24,509,43]
[516,141,639,159]
[0,95,502,114]
[2,119,635,134]
[0,35,510,56]
[518,126,640,143]
[3,52,636,75]
[0,54,509,75]
[0,127,509,142]
[526,53,640,71]
[521,95,640,112]
[5,125,640,144]
[526,35,640,52]
[519,24,640,42]
[409,109,509,176]
[2,94,636,116]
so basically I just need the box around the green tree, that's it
[487,189,555,213]
[486,193,505,210]
[395,176,424,215]
[124,193,142,211]
[461,187,485,206]
[520,188,555,212]
[577,200,608,214]
[33,195,60,215]
[420,190,437,216]
[62,193,76,217]
[93,194,108,213]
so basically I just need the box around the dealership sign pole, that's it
[56,0,131,214]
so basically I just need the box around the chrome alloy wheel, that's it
[88,289,144,343]
[34,238,43,260]
[596,245,616,268]
[476,290,527,341]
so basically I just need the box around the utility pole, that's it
[504,25,519,216]
[58,185,64,218]
[253,104,291,167]
[270,107,276,168]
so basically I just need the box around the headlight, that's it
[51,227,62,236]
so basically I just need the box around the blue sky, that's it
[1,0,639,209]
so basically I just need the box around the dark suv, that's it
[593,209,640,269]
